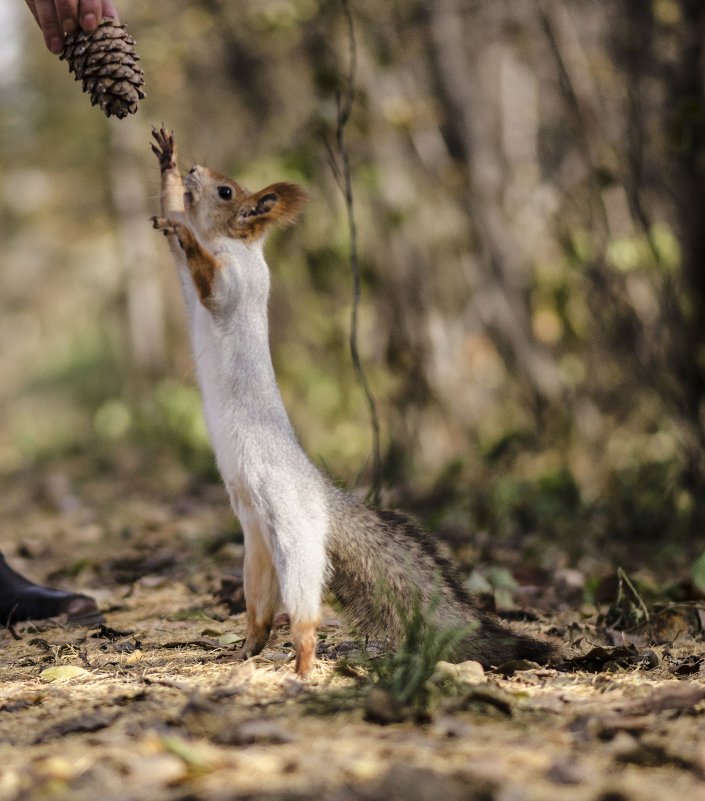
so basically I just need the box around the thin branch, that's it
[331,0,382,505]
[323,134,344,192]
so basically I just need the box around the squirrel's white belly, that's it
[191,311,331,604]
[198,336,326,503]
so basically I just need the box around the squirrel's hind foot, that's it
[291,618,318,677]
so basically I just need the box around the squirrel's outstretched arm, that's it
[151,127,200,320]
[151,126,184,219]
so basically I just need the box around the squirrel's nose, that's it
[188,166,198,174]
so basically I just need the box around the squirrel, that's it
[150,127,557,676]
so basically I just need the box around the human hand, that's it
[24,1,120,55]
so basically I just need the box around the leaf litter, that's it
[1,456,705,799]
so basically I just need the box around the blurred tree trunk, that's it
[425,0,563,407]
[616,0,705,492]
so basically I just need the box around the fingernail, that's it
[62,19,76,33]
[82,13,98,30]
[50,36,64,54]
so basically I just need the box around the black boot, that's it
[0,552,99,625]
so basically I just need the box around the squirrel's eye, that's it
[217,186,233,200]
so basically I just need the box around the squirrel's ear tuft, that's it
[236,182,307,242]
[250,182,308,227]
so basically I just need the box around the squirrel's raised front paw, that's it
[151,215,182,237]
[150,125,178,172]
[151,215,172,233]
[151,216,192,252]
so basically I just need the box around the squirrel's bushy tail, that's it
[325,488,556,668]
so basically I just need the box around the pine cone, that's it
[61,18,145,119]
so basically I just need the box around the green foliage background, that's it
[0,0,704,577]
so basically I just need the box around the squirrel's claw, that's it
[151,215,173,236]
[151,125,178,173]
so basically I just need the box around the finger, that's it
[102,0,120,24]
[54,0,120,36]
[27,0,65,53]
[53,0,80,32]
[76,0,101,31]
[23,1,41,26]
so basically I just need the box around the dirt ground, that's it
[2,453,705,801]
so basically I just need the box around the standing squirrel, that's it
[150,127,557,675]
